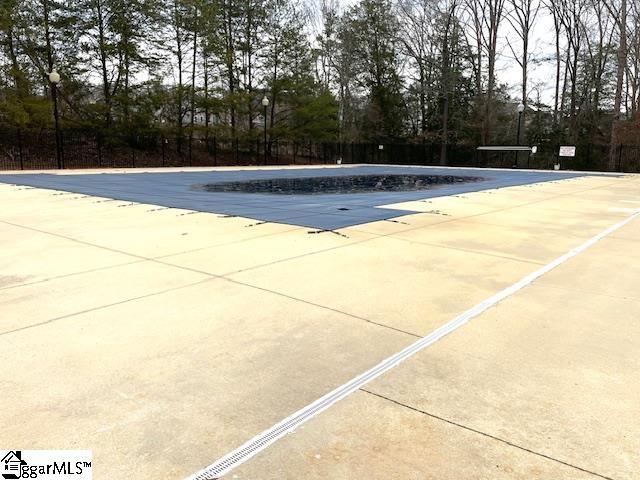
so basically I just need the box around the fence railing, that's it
[472,143,639,172]
[0,129,638,173]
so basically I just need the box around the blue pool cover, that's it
[0,165,590,230]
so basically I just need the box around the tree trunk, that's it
[440,7,454,165]
[419,64,426,135]
[174,0,183,153]
[553,14,561,126]
[203,50,209,142]
[189,6,198,163]
[609,0,628,168]
[246,2,254,133]
[224,0,236,139]
[95,0,111,128]
[123,30,130,123]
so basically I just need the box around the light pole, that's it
[589,86,597,136]
[516,102,525,144]
[514,102,525,167]
[262,96,269,165]
[49,70,63,169]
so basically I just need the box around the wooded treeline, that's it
[1,0,639,161]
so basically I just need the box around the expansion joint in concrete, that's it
[359,388,616,480]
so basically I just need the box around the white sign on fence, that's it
[559,146,576,157]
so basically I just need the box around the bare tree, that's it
[584,2,615,111]
[463,0,506,144]
[169,0,188,152]
[598,0,627,166]
[628,0,640,114]
[397,0,435,136]
[545,0,562,126]
[580,0,615,139]
[505,0,539,111]
[556,0,588,140]
[600,0,627,119]
[316,1,361,141]
[188,3,199,163]
[221,0,237,139]
[438,0,459,163]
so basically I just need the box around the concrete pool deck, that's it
[0,165,638,480]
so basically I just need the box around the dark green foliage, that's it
[338,0,406,140]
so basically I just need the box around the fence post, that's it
[17,128,24,170]
[60,130,65,169]
[423,141,427,166]
[213,137,217,166]
[97,134,103,167]
[161,134,165,167]
[618,145,624,172]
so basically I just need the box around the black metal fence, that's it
[474,143,640,172]
[0,129,342,170]
[1,128,639,172]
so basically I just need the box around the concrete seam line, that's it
[359,389,615,480]
[185,208,640,480]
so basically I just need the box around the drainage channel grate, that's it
[185,207,640,480]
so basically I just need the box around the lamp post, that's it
[589,86,597,137]
[49,70,63,169]
[516,102,525,144]
[261,96,269,165]
[514,102,525,167]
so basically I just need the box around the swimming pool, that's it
[0,165,591,230]
[194,174,484,195]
